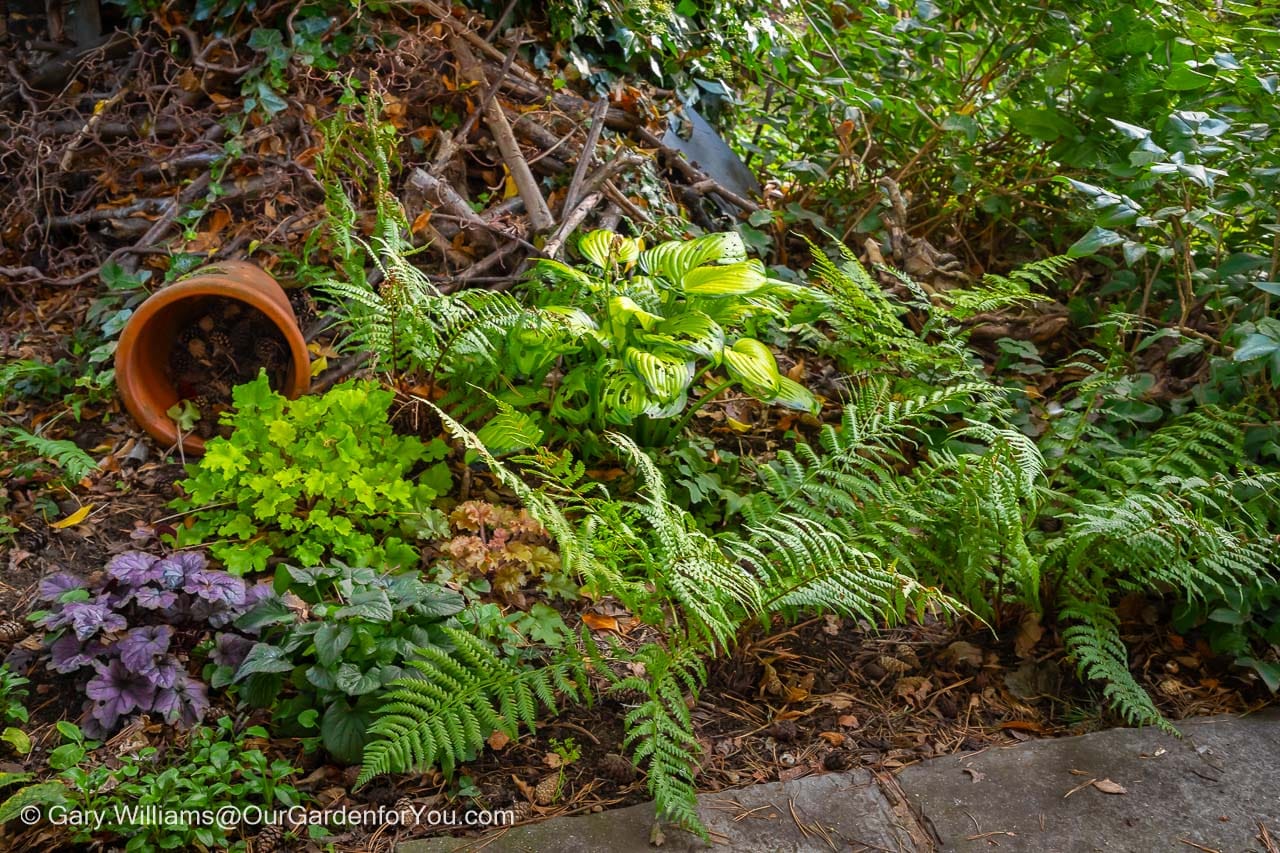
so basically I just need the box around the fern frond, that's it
[606,638,708,838]
[941,255,1073,320]
[358,626,587,786]
[1060,599,1173,731]
[6,428,97,483]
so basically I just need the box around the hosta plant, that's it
[171,373,452,574]
[19,551,267,737]
[501,230,818,443]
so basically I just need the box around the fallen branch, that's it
[543,192,603,259]
[562,98,609,215]
[448,34,554,231]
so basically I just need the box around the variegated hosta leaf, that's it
[624,348,694,400]
[601,370,651,425]
[530,258,595,287]
[644,389,689,419]
[549,367,595,425]
[541,305,599,336]
[507,316,565,375]
[607,296,664,332]
[654,311,725,360]
[640,232,747,281]
[682,260,768,296]
[578,230,642,269]
[770,376,821,415]
[723,338,781,396]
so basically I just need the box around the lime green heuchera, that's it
[171,374,450,575]
[511,230,819,437]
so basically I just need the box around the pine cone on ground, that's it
[252,822,285,853]
[509,800,533,823]
[254,338,284,369]
[533,774,560,806]
[599,753,637,784]
[229,318,254,353]
[393,796,416,825]
[767,719,798,743]
[0,620,28,643]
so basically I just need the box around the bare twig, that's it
[543,192,603,260]
[562,98,609,215]
[448,35,554,231]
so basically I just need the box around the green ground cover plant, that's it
[170,374,452,574]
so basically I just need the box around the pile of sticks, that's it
[0,2,759,291]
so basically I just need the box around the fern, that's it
[1059,599,1170,730]
[939,255,1073,320]
[606,638,708,838]
[608,434,762,651]
[357,626,588,785]
[475,394,545,455]
[314,94,528,384]
[805,238,974,382]
[5,427,97,483]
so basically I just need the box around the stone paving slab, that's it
[398,769,925,852]
[399,712,1279,852]
[897,711,1280,852]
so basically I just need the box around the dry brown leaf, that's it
[1092,779,1128,795]
[818,731,844,746]
[487,730,510,750]
[411,209,434,235]
[943,640,984,668]
[837,714,859,728]
[581,612,619,632]
[1015,610,1044,658]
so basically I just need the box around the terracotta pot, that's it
[115,261,310,456]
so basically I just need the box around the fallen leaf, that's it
[1092,778,1127,795]
[487,730,510,750]
[818,731,844,746]
[581,613,619,632]
[1015,610,1044,658]
[411,209,434,235]
[51,504,93,528]
[943,640,984,668]
[543,751,562,769]
[837,714,859,728]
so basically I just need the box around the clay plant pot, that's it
[115,261,311,456]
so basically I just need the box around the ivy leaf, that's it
[334,664,382,696]
[235,596,297,631]
[320,701,373,764]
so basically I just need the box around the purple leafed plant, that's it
[18,550,264,737]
